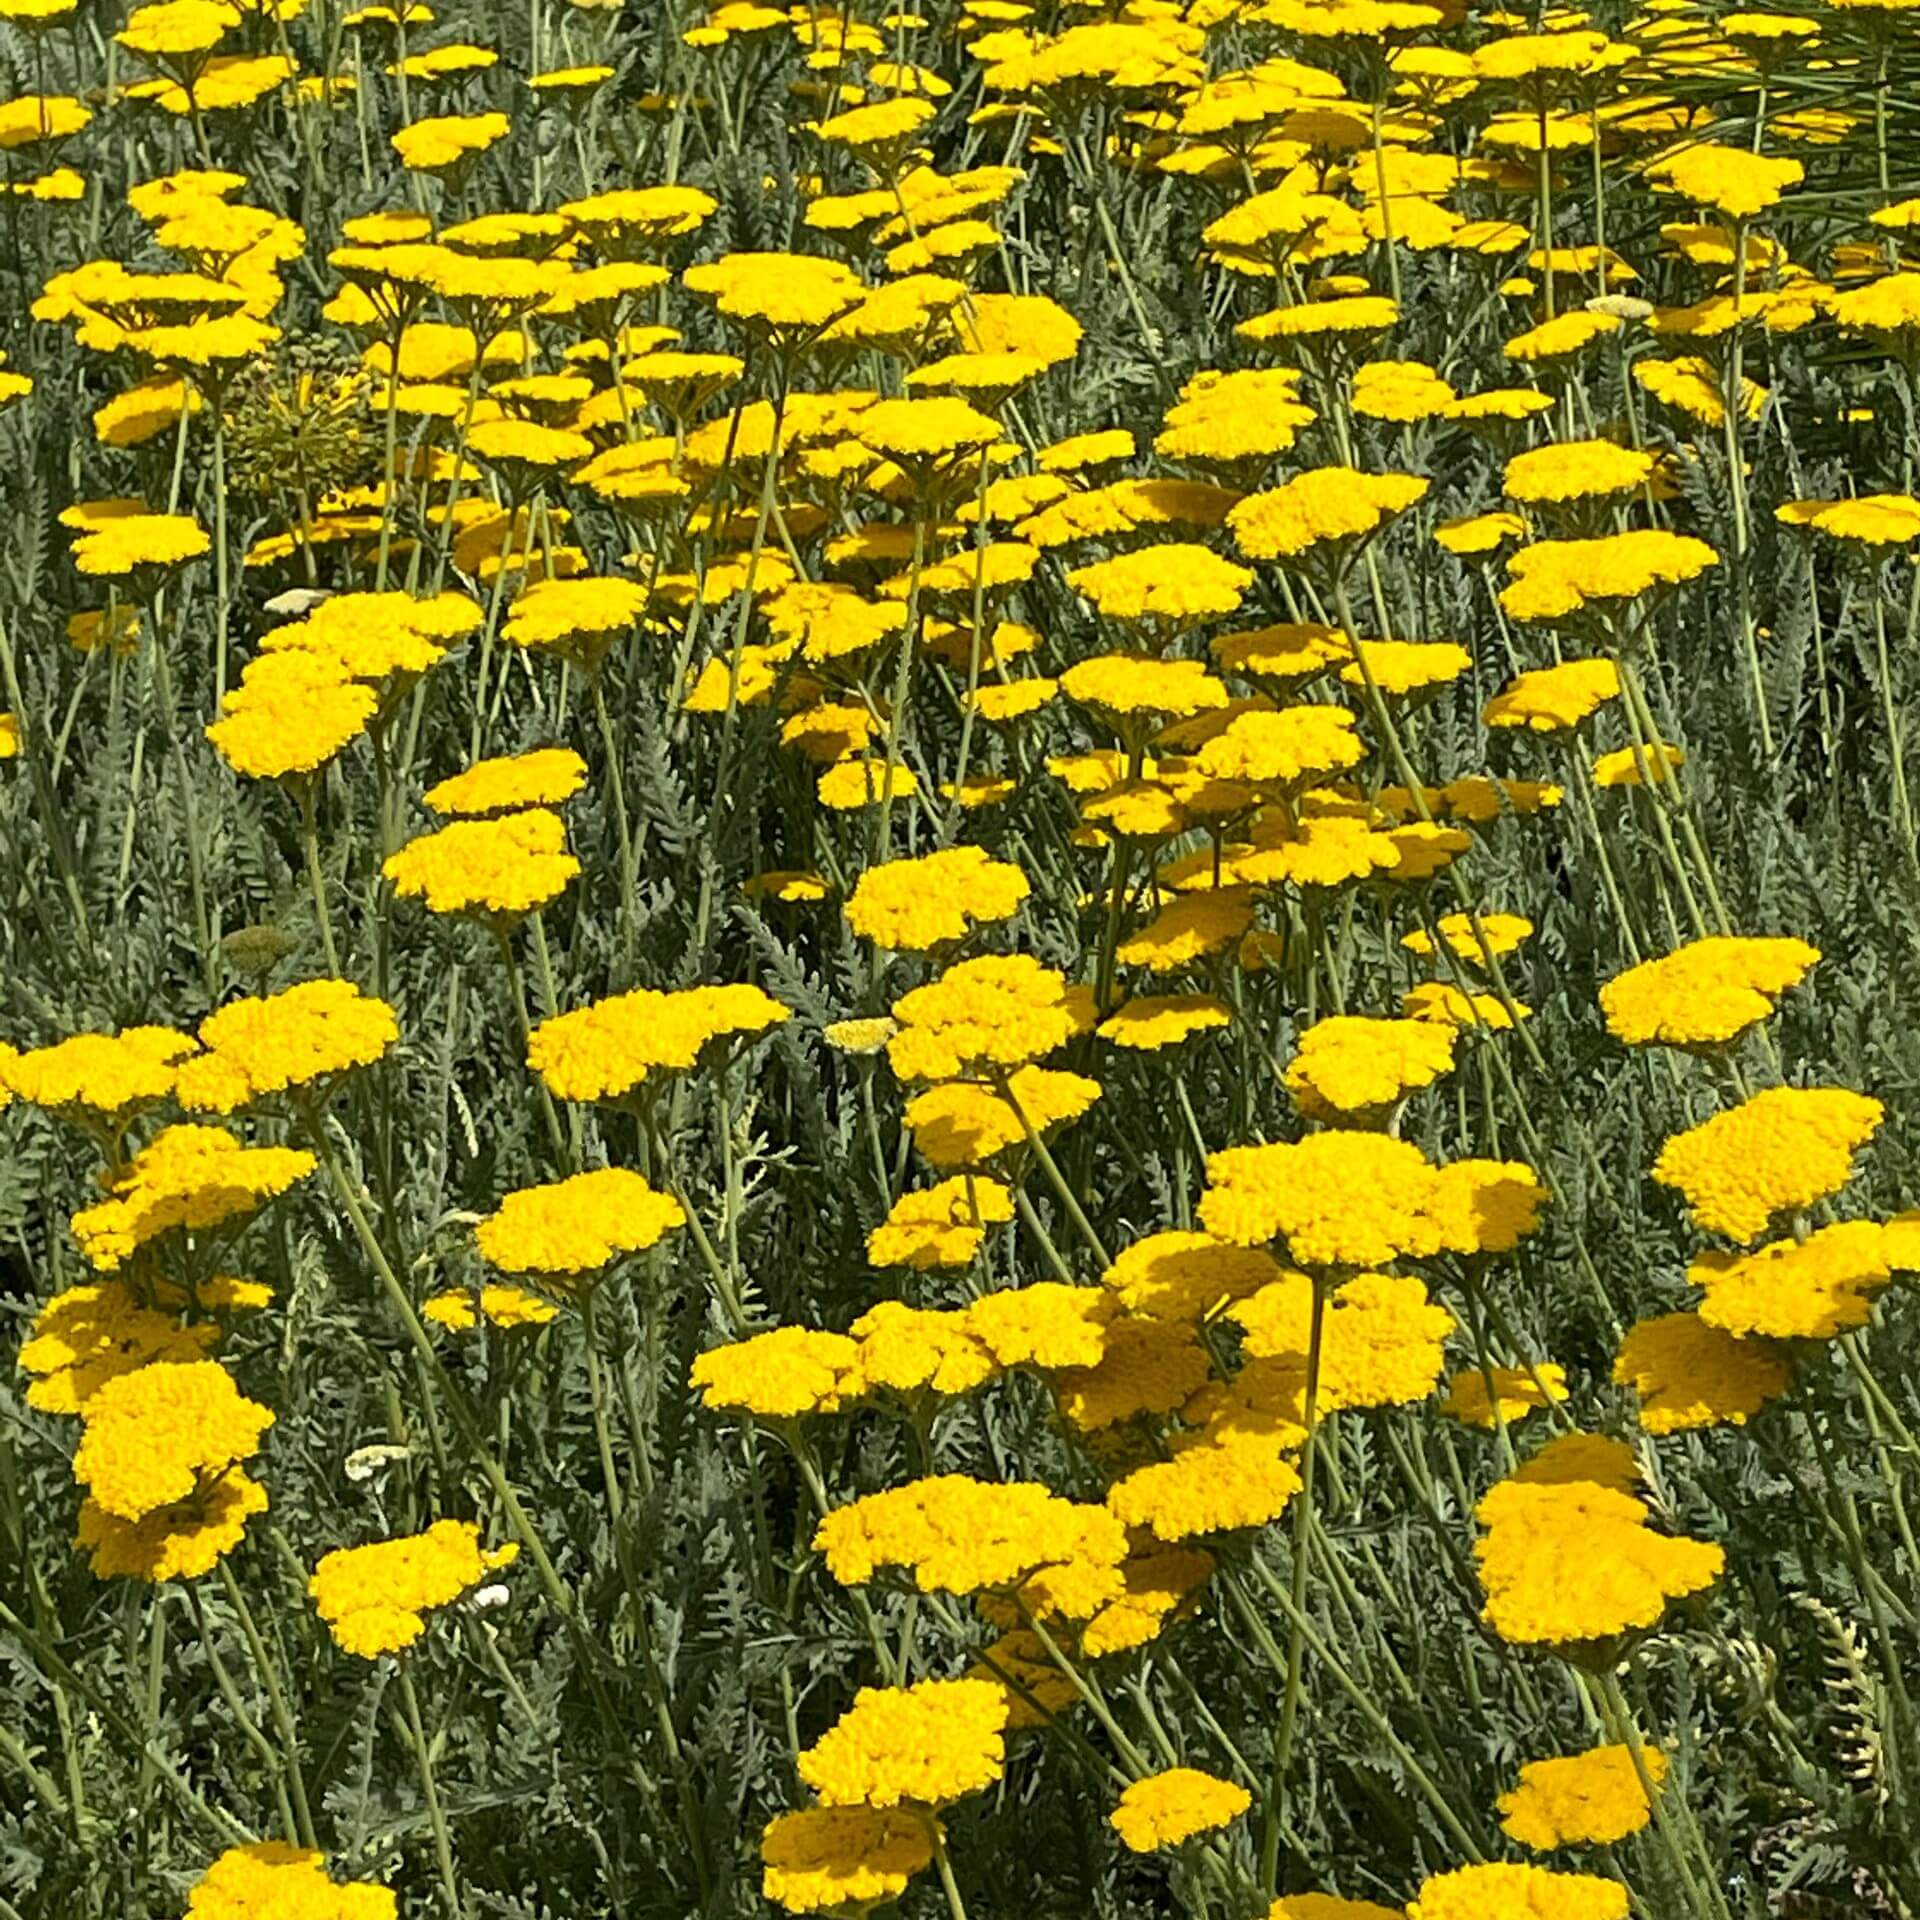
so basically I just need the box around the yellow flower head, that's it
[475,1167,685,1278]
[1499,1744,1668,1850]
[70,1123,315,1270]
[887,954,1083,1081]
[309,1519,517,1656]
[798,1678,1008,1809]
[177,980,398,1112]
[759,1807,934,1915]
[184,1843,396,1920]
[1228,466,1429,564]
[1652,1086,1882,1241]
[1282,1014,1458,1122]
[1598,935,1819,1048]
[1410,1863,1629,1920]
[1201,1131,1447,1266]
[384,809,580,921]
[1109,1769,1252,1853]
[1613,1311,1791,1433]
[73,1358,273,1520]
[529,983,788,1101]
[844,846,1030,950]
[691,1325,863,1418]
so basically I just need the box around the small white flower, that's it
[344,1443,411,1484]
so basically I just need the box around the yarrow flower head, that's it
[814,1474,1128,1613]
[798,1678,1008,1809]
[1200,1131,1447,1267]
[73,1357,273,1520]
[70,1122,315,1269]
[1498,1744,1669,1850]
[1501,531,1719,624]
[1228,466,1429,569]
[184,1844,397,1920]
[1598,936,1819,1049]
[759,1807,935,1914]
[475,1167,685,1280]
[1282,1014,1458,1123]
[1109,1769,1252,1853]
[4,1023,196,1127]
[1474,1434,1724,1649]
[1483,658,1621,732]
[1690,1219,1900,1340]
[16,1279,217,1414]
[887,954,1085,1082]
[1651,1086,1883,1241]
[177,980,398,1113]
[1409,1863,1629,1920]
[424,748,588,817]
[309,1519,517,1657]
[384,809,580,922]
[529,983,789,1101]
[844,846,1030,951]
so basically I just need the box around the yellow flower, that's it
[1283,1014,1457,1122]
[692,1326,863,1417]
[814,1474,1128,1609]
[388,806,580,919]
[965,1281,1115,1369]
[1107,1445,1303,1543]
[1201,1131,1447,1266]
[1599,935,1819,1049]
[850,1302,1001,1397]
[184,1843,396,1920]
[1098,994,1231,1050]
[475,1168,684,1279]
[1228,467,1429,564]
[390,111,510,172]
[1109,1769,1252,1853]
[17,1280,218,1414]
[177,980,398,1112]
[310,1519,517,1656]
[73,1358,273,1520]
[799,1678,1008,1809]
[70,1123,315,1270]
[4,1023,195,1122]
[1194,706,1363,787]
[1100,1231,1280,1323]
[1654,1086,1882,1240]
[1439,1363,1568,1429]
[1649,143,1803,218]
[1475,1446,1724,1647]
[845,847,1029,950]
[1613,1312,1791,1433]
[1691,1220,1897,1340]
[1504,438,1656,504]
[760,1807,935,1914]
[1499,1744,1668,1850]
[1229,1271,1455,1408]
[1501,531,1719,622]
[1064,545,1255,624]
[866,1177,1014,1271]
[424,747,588,816]
[529,983,789,1101]
[1484,658,1620,732]
[1410,1863,1629,1920]
[77,1466,268,1582]
[888,954,1083,1082]
[904,1067,1101,1169]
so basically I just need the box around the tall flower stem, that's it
[1259,1267,1325,1892]
[395,1660,463,1919]
[216,1561,318,1849]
